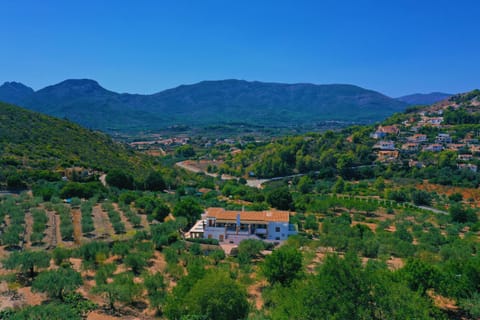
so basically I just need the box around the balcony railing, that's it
[254,228,267,234]
[204,226,225,232]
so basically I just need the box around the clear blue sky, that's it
[1,0,479,97]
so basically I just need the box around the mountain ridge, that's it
[0,78,408,133]
[396,92,452,105]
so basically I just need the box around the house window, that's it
[275,227,280,233]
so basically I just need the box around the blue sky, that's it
[1,0,479,96]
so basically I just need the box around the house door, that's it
[219,235,224,242]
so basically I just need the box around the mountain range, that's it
[0,79,411,133]
[396,92,452,105]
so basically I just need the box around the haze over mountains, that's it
[0,79,412,133]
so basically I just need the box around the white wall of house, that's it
[203,219,297,242]
[204,226,225,241]
[267,222,290,240]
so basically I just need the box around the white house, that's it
[191,207,297,243]
[436,133,452,144]
[373,141,395,150]
[407,134,428,143]
[423,144,443,152]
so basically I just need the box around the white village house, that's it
[188,207,297,243]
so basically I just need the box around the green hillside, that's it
[213,90,480,188]
[0,102,145,188]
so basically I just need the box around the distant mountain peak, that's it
[36,79,111,98]
[0,81,34,92]
[0,81,34,105]
[58,78,101,86]
[50,78,104,90]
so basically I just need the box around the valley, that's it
[0,79,407,134]
[0,90,479,319]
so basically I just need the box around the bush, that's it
[186,238,219,245]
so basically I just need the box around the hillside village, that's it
[372,91,480,173]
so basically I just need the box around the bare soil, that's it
[44,210,58,249]
[247,277,266,310]
[92,205,115,240]
[139,214,150,231]
[0,285,46,311]
[54,213,63,247]
[113,203,134,233]
[23,212,33,249]
[418,182,480,206]
[72,208,83,245]
[147,251,166,275]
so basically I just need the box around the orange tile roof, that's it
[206,207,290,223]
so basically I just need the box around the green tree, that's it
[52,247,71,266]
[175,145,196,158]
[93,273,142,310]
[332,176,345,194]
[449,202,478,224]
[411,190,432,206]
[266,255,437,320]
[124,252,149,275]
[459,292,480,319]
[77,241,110,269]
[210,249,226,265]
[400,258,441,295]
[168,271,249,320]
[304,214,318,231]
[262,245,303,286]
[2,250,50,279]
[266,186,294,211]
[106,169,134,189]
[6,174,27,189]
[237,239,265,267]
[448,192,463,203]
[373,177,385,192]
[112,241,131,260]
[144,171,166,191]
[297,176,314,194]
[3,302,82,320]
[305,252,371,319]
[135,195,170,221]
[144,272,167,315]
[32,266,83,300]
[94,263,116,285]
[173,197,203,227]
[151,219,187,248]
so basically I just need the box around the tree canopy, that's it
[262,245,303,286]
[32,266,83,300]
[2,250,50,278]
[166,271,249,320]
[173,197,203,227]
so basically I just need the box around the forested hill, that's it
[214,89,480,187]
[0,102,145,186]
[0,79,407,133]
